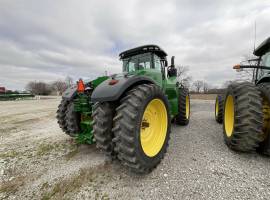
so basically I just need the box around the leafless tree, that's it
[51,80,68,95]
[193,80,204,93]
[25,81,52,95]
[176,65,192,89]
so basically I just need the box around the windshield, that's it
[122,54,151,72]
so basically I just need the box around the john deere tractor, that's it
[57,45,190,173]
[215,37,270,154]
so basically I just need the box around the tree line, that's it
[25,76,73,95]
[25,68,230,95]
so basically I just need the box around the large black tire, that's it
[175,88,190,125]
[56,98,69,134]
[215,94,224,124]
[223,82,264,152]
[92,102,115,156]
[56,98,81,137]
[113,84,171,173]
[257,83,270,155]
[65,102,81,137]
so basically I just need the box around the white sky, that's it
[0,0,269,90]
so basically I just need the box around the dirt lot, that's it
[191,94,217,100]
[1,98,270,200]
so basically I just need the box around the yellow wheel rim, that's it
[224,95,235,137]
[186,95,190,119]
[215,98,219,117]
[140,99,168,157]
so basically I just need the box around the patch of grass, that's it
[36,143,55,156]
[41,164,111,199]
[0,176,25,195]
[36,142,77,157]
[0,150,19,158]
[65,146,79,160]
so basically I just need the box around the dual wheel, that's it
[56,99,80,137]
[217,82,270,153]
[92,84,190,173]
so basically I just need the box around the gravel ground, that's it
[1,98,270,200]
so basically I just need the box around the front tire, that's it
[113,84,171,173]
[215,94,224,124]
[175,88,190,125]
[223,82,264,152]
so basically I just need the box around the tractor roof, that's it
[254,37,270,56]
[119,44,167,59]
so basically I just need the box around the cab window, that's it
[138,56,151,70]
[258,52,270,79]
[154,55,162,70]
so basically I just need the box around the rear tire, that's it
[113,84,171,173]
[56,98,69,134]
[215,94,224,124]
[223,82,264,152]
[175,88,190,126]
[65,102,81,137]
[57,98,80,137]
[92,102,115,156]
[257,83,270,155]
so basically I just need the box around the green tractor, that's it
[56,45,190,173]
[215,37,270,154]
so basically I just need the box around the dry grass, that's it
[40,163,111,200]
[0,176,26,195]
[191,94,217,100]
[0,150,19,158]
[36,142,78,157]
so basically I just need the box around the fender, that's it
[62,85,77,100]
[91,75,155,103]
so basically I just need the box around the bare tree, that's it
[193,80,204,93]
[25,81,52,95]
[176,65,192,89]
[52,80,68,95]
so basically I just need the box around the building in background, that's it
[0,87,6,94]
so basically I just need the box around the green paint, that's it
[74,76,108,144]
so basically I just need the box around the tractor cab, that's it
[233,37,270,84]
[119,45,177,78]
[254,38,270,83]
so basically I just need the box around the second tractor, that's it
[215,37,270,154]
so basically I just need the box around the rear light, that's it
[77,79,85,93]
[108,79,119,85]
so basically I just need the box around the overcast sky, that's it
[0,0,269,90]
